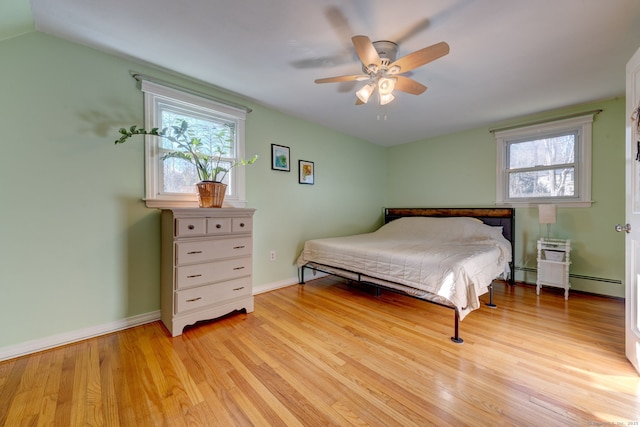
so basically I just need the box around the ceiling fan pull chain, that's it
[377,106,388,121]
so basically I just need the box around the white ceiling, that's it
[30,0,640,146]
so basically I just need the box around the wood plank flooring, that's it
[1,277,639,426]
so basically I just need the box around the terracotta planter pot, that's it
[196,181,227,208]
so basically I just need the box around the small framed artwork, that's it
[299,160,314,185]
[271,144,290,172]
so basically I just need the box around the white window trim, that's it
[495,114,594,207]
[139,80,249,209]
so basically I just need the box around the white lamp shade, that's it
[378,77,396,95]
[538,204,557,224]
[356,83,375,104]
[379,92,395,105]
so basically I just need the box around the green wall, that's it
[0,31,386,349]
[0,29,626,352]
[246,102,387,286]
[386,98,626,297]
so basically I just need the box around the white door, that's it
[624,45,640,375]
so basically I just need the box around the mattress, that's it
[297,217,512,320]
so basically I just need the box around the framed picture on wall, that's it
[271,144,290,171]
[299,160,314,185]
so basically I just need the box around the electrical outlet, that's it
[270,250,276,261]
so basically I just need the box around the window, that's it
[140,79,249,208]
[495,114,594,207]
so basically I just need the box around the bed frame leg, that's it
[451,310,464,344]
[485,282,497,309]
[299,266,306,284]
[509,262,516,286]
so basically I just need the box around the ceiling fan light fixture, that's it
[315,35,449,108]
[356,82,376,104]
[379,92,395,106]
[378,77,396,95]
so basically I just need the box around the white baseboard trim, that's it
[2,271,333,362]
[253,276,300,294]
[0,310,160,362]
[253,271,329,295]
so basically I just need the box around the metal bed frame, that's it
[299,207,516,344]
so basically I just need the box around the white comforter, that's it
[297,217,512,320]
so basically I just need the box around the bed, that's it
[297,207,515,343]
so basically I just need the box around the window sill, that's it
[495,201,593,208]
[144,198,248,209]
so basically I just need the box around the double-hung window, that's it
[140,79,249,208]
[495,114,594,207]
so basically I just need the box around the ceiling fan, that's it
[315,35,449,106]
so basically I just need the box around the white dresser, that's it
[161,208,255,336]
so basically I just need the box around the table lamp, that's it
[538,204,557,240]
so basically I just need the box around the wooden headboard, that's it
[384,207,516,284]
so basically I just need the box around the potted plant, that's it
[115,120,258,207]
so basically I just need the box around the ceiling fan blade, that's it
[315,74,369,84]
[389,41,449,74]
[291,7,354,70]
[391,18,430,46]
[292,53,352,69]
[325,6,354,45]
[394,76,427,95]
[352,35,381,69]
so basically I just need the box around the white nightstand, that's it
[536,238,571,300]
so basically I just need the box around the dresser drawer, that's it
[174,277,252,314]
[176,237,252,265]
[175,218,206,237]
[176,256,252,290]
[232,217,253,233]
[206,218,232,234]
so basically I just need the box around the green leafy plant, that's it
[115,120,258,182]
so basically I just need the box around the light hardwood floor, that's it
[1,277,639,426]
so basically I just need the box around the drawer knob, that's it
[187,274,202,279]
[216,224,222,229]
[239,223,245,227]
[233,266,245,271]
[233,287,245,291]
[233,245,245,250]
[187,250,203,255]
[186,297,202,302]
[188,224,195,230]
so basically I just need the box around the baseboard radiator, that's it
[516,266,622,285]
